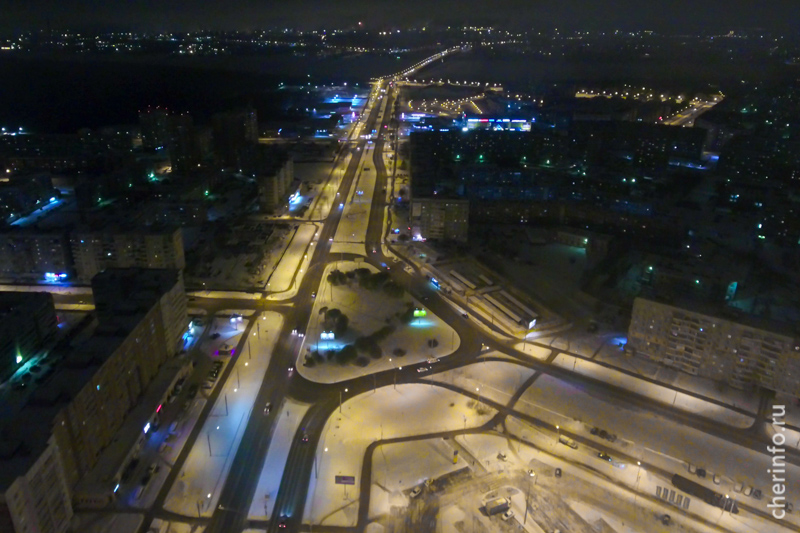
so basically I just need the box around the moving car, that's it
[598,452,612,462]
[416,367,429,373]
[264,402,272,415]
[410,486,422,498]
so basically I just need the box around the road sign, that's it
[335,475,355,485]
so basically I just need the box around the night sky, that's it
[0,0,796,34]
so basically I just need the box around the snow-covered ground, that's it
[425,359,537,410]
[187,290,262,300]
[303,383,497,528]
[508,371,800,517]
[550,352,754,428]
[368,438,466,520]
[70,512,143,533]
[162,312,284,517]
[297,260,460,384]
[265,223,318,296]
[248,398,312,521]
[456,430,794,533]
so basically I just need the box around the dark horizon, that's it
[0,0,798,34]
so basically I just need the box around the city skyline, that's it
[0,0,798,33]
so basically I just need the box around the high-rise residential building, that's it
[256,148,293,212]
[0,269,187,533]
[0,230,73,283]
[0,438,72,533]
[627,297,800,395]
[167,112,201,175]
[138,107,170,152]
[0,292,58,382]
[92,268,187,359]
[211,108,258,169]
[0,269,185,531]
[410,198,470,242]
[71,226,185,282]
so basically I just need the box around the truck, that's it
[485,497,510,516]
[671,474,739,513]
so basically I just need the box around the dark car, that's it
[697,468,706,478]
[187,384,199,398]
[210,333,221,339]
[598,452,612,462]
[555,467,562,478]
[590,427,600,436]
[302,433,309,443]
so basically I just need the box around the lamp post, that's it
[634,461,642,505]
[524,470,535,525]
[339,388,348,413]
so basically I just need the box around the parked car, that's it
[501,510,515,521]
[210,333,221,339]
[555,468,562,478]
[410,486,422,498]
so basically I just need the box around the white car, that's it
[416,367,430,373]
[501,509,515,521]
[410,486,422,498]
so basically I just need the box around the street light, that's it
[524,470,536,525]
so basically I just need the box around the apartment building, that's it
[0,230,72,283]
[410,198,469,242]
[0,269,187,533]
[0,292,58,382]
[627,297,800,395]
[71,226,185,282]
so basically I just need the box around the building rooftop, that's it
[91,268,182,320]
[635,296,800,342]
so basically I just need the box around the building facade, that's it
[0,269,186,533]
[0,231,73,283]
[0,292,58,382]
[258,155,294,212]
[71,226,185,282]
[0,438,72,533]
[627,297,800,394]
[410,198,469,242]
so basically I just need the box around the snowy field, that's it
[551,352,754,428]
[510,372,800,519]
[297,260,460,384]
[265,223,318,296]
[303,383,497,528]
[368,438,466,520]
[425,360,537,409]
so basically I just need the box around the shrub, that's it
[334,345,358,365]
[383,280,404,298]
[392,348,407,357]
[327,270,348,286]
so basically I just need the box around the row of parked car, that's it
[203,360,225,389]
